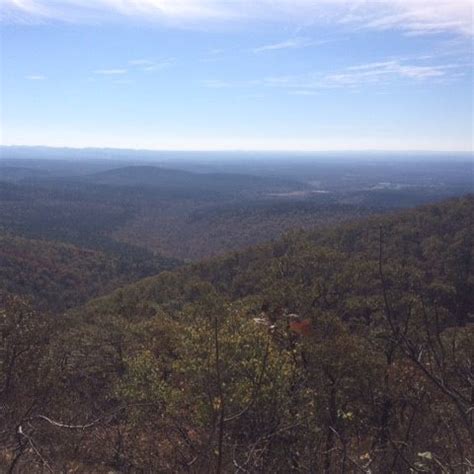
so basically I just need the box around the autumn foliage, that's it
[0,195,473,472]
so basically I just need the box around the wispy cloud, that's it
[252,37,318,53]
[202,79,232,88]
[94,68,128,75]
[359,1,473,37]
[203,57,465,92]
[144,60,174,72]
[327,60,457,84]
[25,74,47,80]
[129,58,174,72]
[129,59,155,66]
[1,1,472,37]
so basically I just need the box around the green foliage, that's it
[174,307,297,423]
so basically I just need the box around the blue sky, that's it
[0,0,472,151]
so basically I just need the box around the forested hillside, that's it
[1,195,472,472]
[0,233,177,311]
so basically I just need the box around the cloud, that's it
[203,57,465,91]
[326,60,458,84]
[143,60,174,72]
[1,1,472,36]
[252,37,317,53]
[94,68,128,75]
[299,60,460,87]
[129,59,155,66]
[359,1,473,36]
[128,58,174,72]
[25,74,46,80]
[0,0,233,23]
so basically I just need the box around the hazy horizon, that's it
[1,145,473,170]
[1,144,472,156]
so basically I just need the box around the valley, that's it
[1,150,471,263]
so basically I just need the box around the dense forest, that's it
[0,233,177,312]
[2,157,471,261]
[1,195,472,472]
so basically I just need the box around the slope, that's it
[0,233,178,312]
[1,195,472,472]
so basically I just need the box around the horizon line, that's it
[1,144,472,155]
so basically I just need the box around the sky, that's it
[0,0,473,152]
